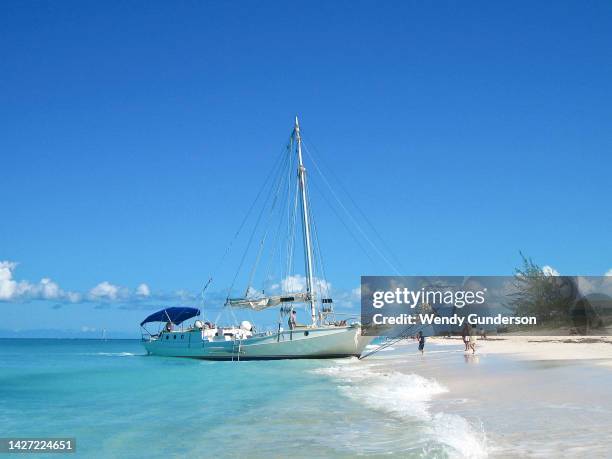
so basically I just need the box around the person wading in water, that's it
[461,323,470,352]
[469,324,477,354]
[417,330,425,354]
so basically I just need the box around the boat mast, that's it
[294,116,317,326]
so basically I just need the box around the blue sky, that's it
[1,1,611,336]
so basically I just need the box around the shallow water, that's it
[1,339,610,458]
[363,341,612,458]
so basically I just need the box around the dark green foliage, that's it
[509,252,575,326]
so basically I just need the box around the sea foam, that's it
[93,352,138,357]
[312,361,488,458]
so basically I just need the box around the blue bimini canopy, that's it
[140,307,200,326]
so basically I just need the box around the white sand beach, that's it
[339,336,612,458]
[430,335,612,363]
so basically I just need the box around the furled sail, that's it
[226,292,313,310]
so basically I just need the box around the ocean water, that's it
[0,339,485,458]
[3,339,611,458]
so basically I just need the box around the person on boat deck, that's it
[288,310,297,330]
[165,321,173,332]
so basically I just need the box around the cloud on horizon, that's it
[269,274,332,295]
[0,261,81,303]
[0,261,194,306]
[268,274,359,310]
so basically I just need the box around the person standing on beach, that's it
[417,331,425,354]
[469,325,477,354]
[461,323,470,351]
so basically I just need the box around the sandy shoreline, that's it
[428,335,612,364]
[353,336,612,457]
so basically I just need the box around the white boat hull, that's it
[143,324,374,360]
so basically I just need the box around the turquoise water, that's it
[1,339,461,458]
[9,339,610,458]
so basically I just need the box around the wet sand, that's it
[363,337,612,457]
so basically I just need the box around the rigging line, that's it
[277,139,292,289]
[203,139,288,302]
[307,177,330,299]
[303,139,401,275]
[281,141,294,286]
[309,174,378,267]
[302,140,403,275]
[284,167,300,291]
[281,138,298,288]
[298,174,311,293]
[358,325,421,360]
[286,177,298,289]
[308,179,339,321]
[308,191,328,296]
[315,230,330,301]
[307,184,330,301]
[244,143,293,294]
[305,191,321,304]
[199,277,214,307]
[261,159,292,292]
[292,195,301,290]
[226,139,291,299]
[310,223,323,302]
[276,143,296,286]
[214,301,239,327]
[301,136,405,272]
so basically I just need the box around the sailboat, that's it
[141,117,374,359]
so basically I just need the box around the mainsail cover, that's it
[226,292,312,310]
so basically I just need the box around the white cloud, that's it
[0,261,198,306]
[0,261,80,302]
[542,265,560,276]
[0,261,19,300]
[282,275,306,292]
[267,274,361,308]
[0,264,363,312]
[270,274,332,294]
[89,281,122,300]
[174,289,197,301]
[243,286,264,298]
[136,283,151,297]
[39,278,60,299]
[66,292,82,303]
[330,286,362,310]
[605,269,612,277]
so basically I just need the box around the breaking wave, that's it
[93,352,138,357]
[312,361,488,458]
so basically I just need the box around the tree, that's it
[509,252,577,327]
